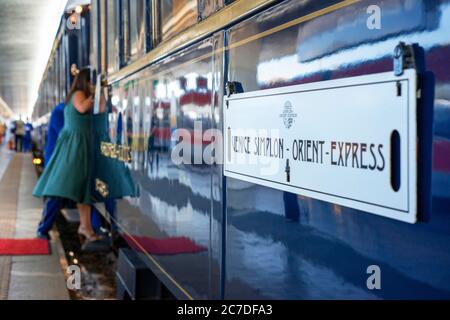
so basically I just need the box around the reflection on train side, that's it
[107,0,450,299]
[296,0,440,62]
[120,158,450,298]
[257,2,450,88]
[226,0,450,299]
[123,177,381,299]
[109,35,223,298]
[110,77,217,170]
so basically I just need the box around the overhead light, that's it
[75,5,83,14]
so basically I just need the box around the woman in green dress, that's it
[33,69,100,243]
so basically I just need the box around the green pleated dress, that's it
[33,96,136,204]
[91,112,136,201]
[33,96,92,204]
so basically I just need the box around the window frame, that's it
[156,0,201,45]
[105,0,121,74]
[121,0,148,66]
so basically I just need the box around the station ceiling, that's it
[0,0,68,120]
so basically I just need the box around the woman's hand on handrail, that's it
[98,85,109,113]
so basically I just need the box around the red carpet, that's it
[0,239,50,255]
[123,234,206,255]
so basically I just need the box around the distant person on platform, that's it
[23,118,33,152]
[0,121,6,145]
[13,116,25,152]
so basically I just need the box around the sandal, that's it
[77,227,101,244]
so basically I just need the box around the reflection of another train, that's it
[148,76,216,168]
[296,0,439,63]
[147,100,170,173]
[177,76,216,166]
[149,101,171,152]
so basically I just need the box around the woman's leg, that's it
[77,203,95,237]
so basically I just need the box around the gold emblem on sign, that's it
[95,178,109,198]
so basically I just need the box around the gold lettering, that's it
[95,178,109,198]
[100,142,110,157]
[99,141,133,163]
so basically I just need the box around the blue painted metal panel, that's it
[106,0,450,299]
[110,33,224,299]
[224,0,450,299]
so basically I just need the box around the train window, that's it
[144,0,152,52]
[129,0,146,59]
[53,52,59,104]
[53,64,58,106]
[106,0,120,73]
[123,0,146,64]
[60,41,66,99]
[159,0,198,43]
[58,48,62,102]
[51,65,56,107]
[90,0,100,73]
[61,44,66,100]
[200,0,223,19]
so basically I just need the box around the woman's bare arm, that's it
[73,91,93,113]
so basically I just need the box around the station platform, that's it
[0,146,69,300]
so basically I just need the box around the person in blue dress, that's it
[44,103,65,166]
[23,118,33,152]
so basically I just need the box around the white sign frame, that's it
[224,70,418,223]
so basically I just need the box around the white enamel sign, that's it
[224,70,417,223]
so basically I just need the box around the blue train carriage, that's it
[91,0,450,300]
[31,3,91,168]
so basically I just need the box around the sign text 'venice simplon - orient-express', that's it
[231,135,386,172]
[224,70,417,223]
